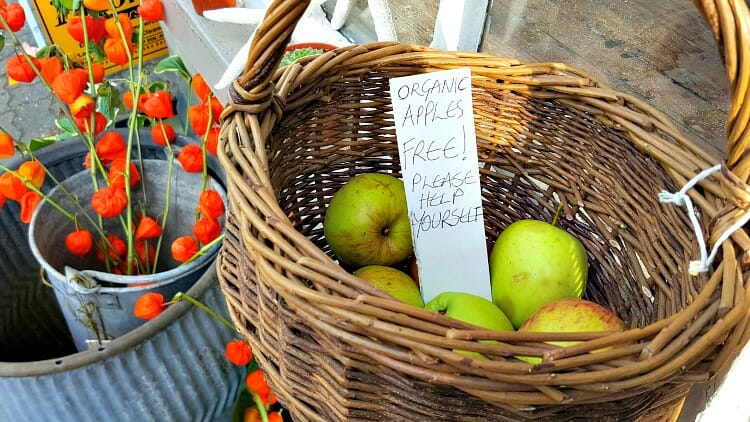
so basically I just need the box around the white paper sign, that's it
[388,67,491,303]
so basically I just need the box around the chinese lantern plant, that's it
[0,0,227,348]
[134,292,286,422]
[0,0,223,275]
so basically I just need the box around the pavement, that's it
[0,23,60,143]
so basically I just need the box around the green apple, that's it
[323,173,413,268]
[490,219,588,328]
[354,265,424,308]
[425,292,514,360]
[517,298,625,363]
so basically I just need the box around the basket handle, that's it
[693,0,750,170]
[227,0,311,110]
[690,1,750,249]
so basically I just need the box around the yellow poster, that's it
[28,0,168,75]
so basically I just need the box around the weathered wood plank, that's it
[481,0,728,159]
[381,0,728,158]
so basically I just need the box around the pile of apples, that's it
[324,173,625,361]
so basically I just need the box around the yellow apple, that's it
[354,265,423,308]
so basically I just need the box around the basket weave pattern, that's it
[217,0,750,420]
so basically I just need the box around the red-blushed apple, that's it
[323,173,413,268]
[425,292,514,360]
[516,298,625,364]
[490,219,588,328]
[354,265,424,307]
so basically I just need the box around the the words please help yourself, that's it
[389,68,491,303]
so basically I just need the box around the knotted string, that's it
[657,164,745,275]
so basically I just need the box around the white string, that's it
[658,164,722,275]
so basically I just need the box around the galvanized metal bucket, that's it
[29,157,226,352]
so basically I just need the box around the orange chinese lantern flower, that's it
[133,292,166,320]
[0,191,6,210]
[6,55,40,83]
[142,91,174,119]
[193,216,221,245]
[108,157,141,188]
[191,73,212,103]
[151,122,175,146]
[135,216,162,241]
[0,3,26,32]
[69,94,95,119]
[103,37,133,66]
[104,13,132,40]
[177,144,204,173]
[65,15,85,44]
[205,126,220,155]
[66,15,106,44]
[187,102,210,136]
[135,240,156,268]
[39,56,63,85]
[122,90,134,109]
[17,160,45,189]
[245,370,275,405]
[91,62,105,84]
[171,236,198,263]
[0,171,28,202]
[0,133,15,158]
[96,233,127,263]
[266,412,282,422]
[65,229,94,258]
[52,71,85,104]
[19,191,40,224]
[91,185,128,218]
[225,339,253,366]
[208,97,224,122]
[137,0,164,22]
[199,189,224,219]
[82,0,109,12]
[71,67,90,86]
[244,408,261,422]
[74,112,107,136]
[95,131,127,163]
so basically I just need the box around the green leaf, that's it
[97,82,126,122]
[28,137,59,152]
[148,81,168,93]
[154,55,191,84]
[35,45,56,59]
[0,35,5,53]
[55,117,79,137]
[231,385,255,422]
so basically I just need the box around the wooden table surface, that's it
[385,0,729,160]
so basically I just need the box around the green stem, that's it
[172,292,236,332]
[252,392,270,422]
[151,140,174,273]
[183,88,193,136]
[183,234,224,266]
[551,201,563,227]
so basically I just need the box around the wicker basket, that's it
[216,0,750,420]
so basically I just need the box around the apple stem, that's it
[552,202,563,227]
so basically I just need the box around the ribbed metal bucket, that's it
[28,159,226,352]
[0,131,241,420]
